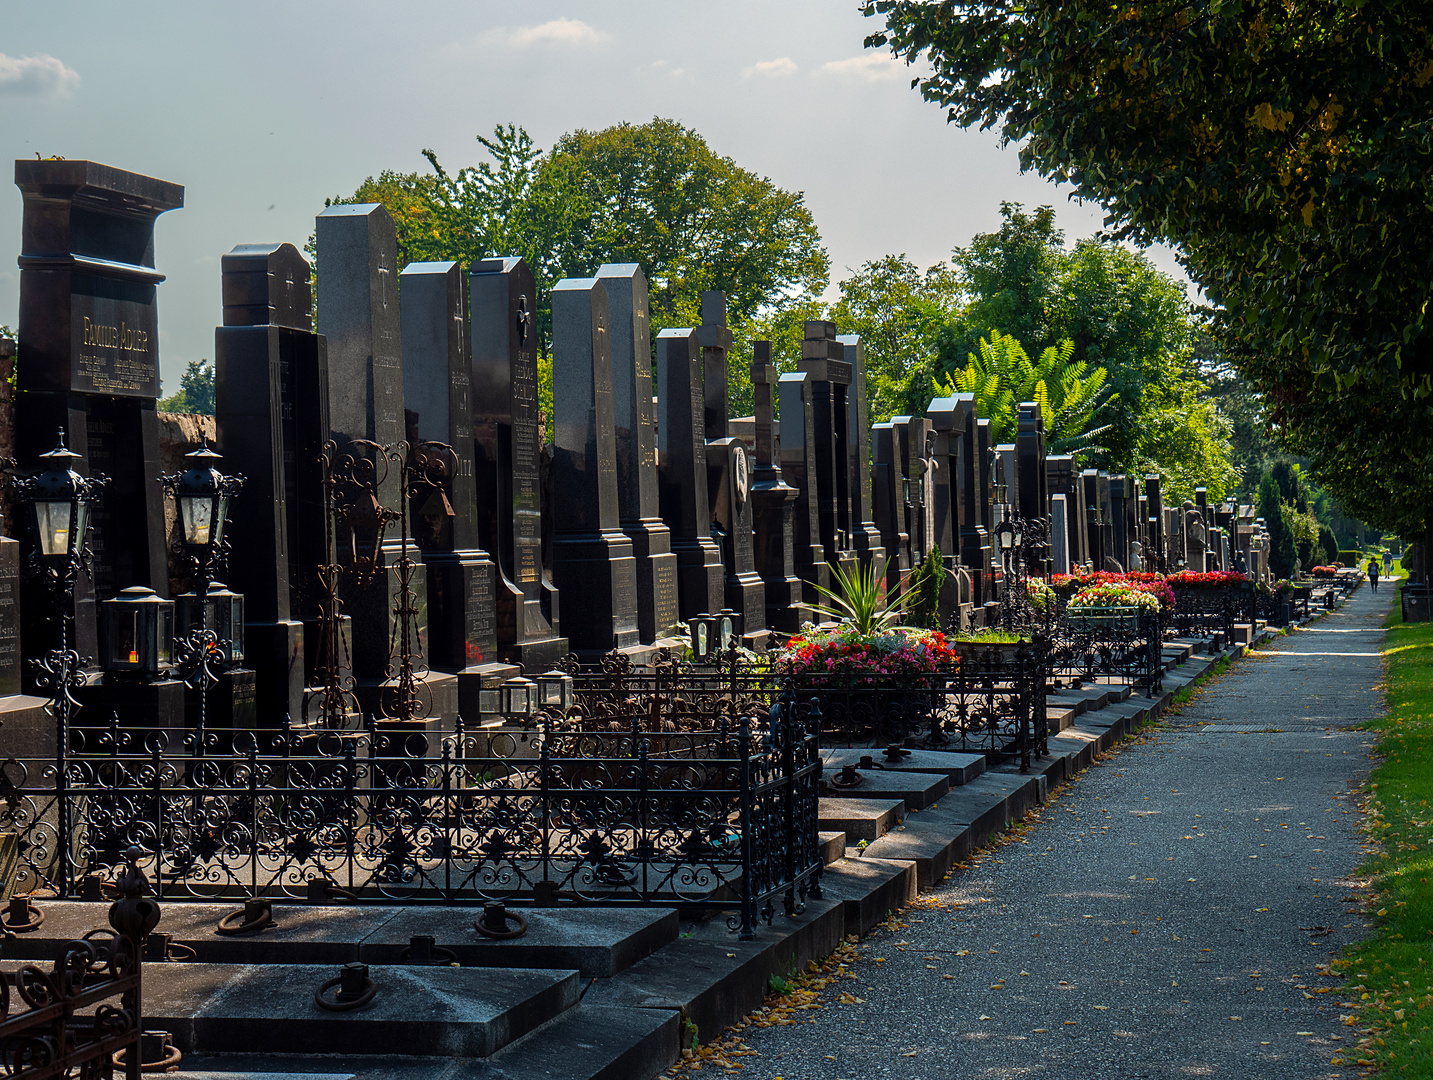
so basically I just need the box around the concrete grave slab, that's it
[821,746,985,785]
[817,797,904,842]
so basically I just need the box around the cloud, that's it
[820,53,906,83]
[742,57,798,79]
[484,18,609,49]
[0,53,80,98]
[652,59,686,78]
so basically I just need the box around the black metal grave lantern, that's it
[690,613,722,664]
[101,586,174,677]
[500,676,537,721]
[175,582,245,666]
[22,433,102,573]
[536,669,575,716]
[161,444,245,583]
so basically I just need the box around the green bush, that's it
[1318,525,1339,566]
[905,545,944,630]
[1337,549,1360,568]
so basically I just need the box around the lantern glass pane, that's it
[695,623,708,657]
[180,494,214,546]
[720,617,733,649]
[35,500,72,557]
[213,496,230,545]
[156,607,173,666]
[113,610,138,666]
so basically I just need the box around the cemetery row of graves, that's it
[0,159,1363,938]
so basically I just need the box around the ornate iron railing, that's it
[0,697,820,939]
[1040,607,1164,697]
[1166,586,1244,638]
[556,648,1049,771]
[0,852,158,1080]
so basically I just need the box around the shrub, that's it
[1337,550,1360,568]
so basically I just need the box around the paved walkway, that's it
[733,587,1390,1079]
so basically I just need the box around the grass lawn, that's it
[1332,569,1433,1074]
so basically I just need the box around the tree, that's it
[829,254,964,420]
[1258,474,1296,581]
[865,0,1433,542]
[330,120,829,374]
[158,360,215,415]
[935,331,1112,454]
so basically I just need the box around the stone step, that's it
[7,901,676,979]
[489,1002,678,1080]
[819,763,949,810]
[821,746,985,785]
[819,857,918,936]
[141,961,580,1057]
[818,831,847,865]
[817,797,904,842]
[1048,706,1078,732]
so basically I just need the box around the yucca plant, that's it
[808,557,910,636]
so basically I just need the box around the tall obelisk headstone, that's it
[315,203,431,709]
[871,422,911,593]
[550,277,640,654]
[215,241,329,723]
[401,260,515,717]
[596,264,678,645]
[779,371,830,606]
[657,328,725,623]
[698,292,765,646]
[749,342,806,632]
[14,160,180,664]
[799,321,856,583]
[839,335,885,572]
[469,258,567,668]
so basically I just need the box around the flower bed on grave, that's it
[771,625,959,686]
[1065,581,1161,629]
[1166,570,1248,588]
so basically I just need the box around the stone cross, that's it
[799,321,855,581]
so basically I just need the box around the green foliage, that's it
[1257,474,1296,580]
[865,0,1433,538]
[157,359,215,415]
[1337,550,1361,569]
[331,119,829,429]
[809,557,906,636]
[829,254,964,421]
[1318,525,1339,567]
[936,330,1112,455]
[942,202,1062,359]
[905,545,945,630]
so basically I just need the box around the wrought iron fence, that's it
[1040,607,1164,697]
[0,853,158,1080]
[556,649,1048,771]
[0,695,821,939]
[1167,586,1245,638]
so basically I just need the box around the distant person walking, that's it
[1386,552,1394,576]
[1369,558,1381,592]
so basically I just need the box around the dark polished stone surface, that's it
[778,371,829,607]
[750,343,806,632]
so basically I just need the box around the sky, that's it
[0,1,1190,392]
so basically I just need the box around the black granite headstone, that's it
[1015,402,1049,574]
[975,418,997,610]
[749,343,806,632]
[1046,455,1086,572]
[698,292,733,445]
[215,241,327,723]
[0,537,20,697]
[778,371,830,607]
[314,204,423,691]
[401,260,514,716]
[469,258,566,669]
[657,328,725,624]
[839,335,885,572]
[596,264,679,645]
[549,277,640,654]
[871,422,911,594]
[799,322,856,583]
[14,160,178,665]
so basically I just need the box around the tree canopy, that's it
[865,0,1433,538]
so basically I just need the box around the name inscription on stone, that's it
[71,287,160,397]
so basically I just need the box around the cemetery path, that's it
[725,586,1391,1080]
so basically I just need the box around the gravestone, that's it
[469,257,567,670]
[1097,472,1118,571]
[1081,469,1104,571]
[1144,475,1165,573]
[1015,402,1048,576]
[871,422,911,594]
[215,241,328,722]
[996,444,1019,512]
[596,264,679,645]
[657,328,726,624]
[695,292,765,645]
[799,322,856,583]
[1050,494,1071,575]
[839,335,885,571]
[1186,506,1208,574]
[0,535,20,697]
[400,260,515,719]
[1045,455,1085,574]
[549,278,640,654]
[749,343,806,632]
[778,371,830,607]
[14,160,180,665]
[315,204,428,703]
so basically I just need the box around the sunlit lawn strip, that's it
[1334,598,1433,1074]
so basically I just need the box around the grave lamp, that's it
[689,613,722,664]
[995,519,1015,552]
[1086,504,1100,526]
[160,444,246,591]
[24,433,102,568]
[717,609,741,651]
[175,582,246,666]
[536,669,575,716]
[101,586,174,678]
[499,676,537,721]
[1011,520,1024,549]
